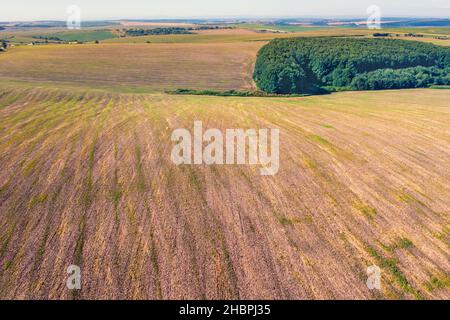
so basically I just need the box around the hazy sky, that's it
[1,0,450,21]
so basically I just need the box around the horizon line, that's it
[1,15,450,23]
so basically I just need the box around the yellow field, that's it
[0,42,262,91]
[0,25,449,300]
[0,84,449,299]
[2,28,448,95]
[4,26,449,45]
[102,28,376,43]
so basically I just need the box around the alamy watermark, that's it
[367,5,382,29]
[171,121,280,176]
[366,265,381,290]
[66,5,81,30]
[66,265,81,290]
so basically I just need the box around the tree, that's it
[254,37,450,94]
[0,40,9,52]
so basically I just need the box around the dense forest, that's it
[32,35,64,42]
[253,38,450,94]
[125,26,228,36]
[0,40,8,52]
[125,27,194,36]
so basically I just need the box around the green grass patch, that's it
[302,156,318,170]
[74,137,97,273]
[0,182,8,196]
[34,30,118,43]
[186,167,202,191]
[22,159,37,176]
[277,216,294,226]
[309,135,332,147]
[395,190,426,207]
[365,244,422,299]
[430,85,450,89]
[217,232,240,299]
[3,260,12,271]
[167,88,309,98]
[382,237,414,252]
[145,210,162,299]
[82,139,97,208]
[308,134,354,160]
[111,172,122,208]
[0,221,17,259]
[134,139,147,193]
[29,194,48,207]
[126,204,137,228]
[432,226,449,248]
[424,275,450,292]
[353,200,377,219]
[392,238,414,250]
[111,142,122,223]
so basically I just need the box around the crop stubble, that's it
[0,86,448,299]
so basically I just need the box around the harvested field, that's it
[118,21,197,27]
[390,36,450,46]
[0,43,262,90]
[35,30,118,42]
[3,26,449,46]
[103,28,375,43]
[0,85,449,299]
[195,28,259,36]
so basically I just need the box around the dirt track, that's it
[0,86,449,299]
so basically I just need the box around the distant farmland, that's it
[0,84,449,299]
[1,28,448,94]
[0,24,449,300]
[34,30,118,42]
[0,42,262,90]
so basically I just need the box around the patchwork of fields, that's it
[1,27,448,92]
[0,25,449,300]
[0,85,449,299]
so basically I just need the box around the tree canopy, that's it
[253,38,450,94]
[0,40,9,52]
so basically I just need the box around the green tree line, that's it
[126,28,194,36]
[0,39,9,52]
[253,38,450,94]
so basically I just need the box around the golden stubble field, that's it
[0,85,449,300]
[0,42,262,91]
